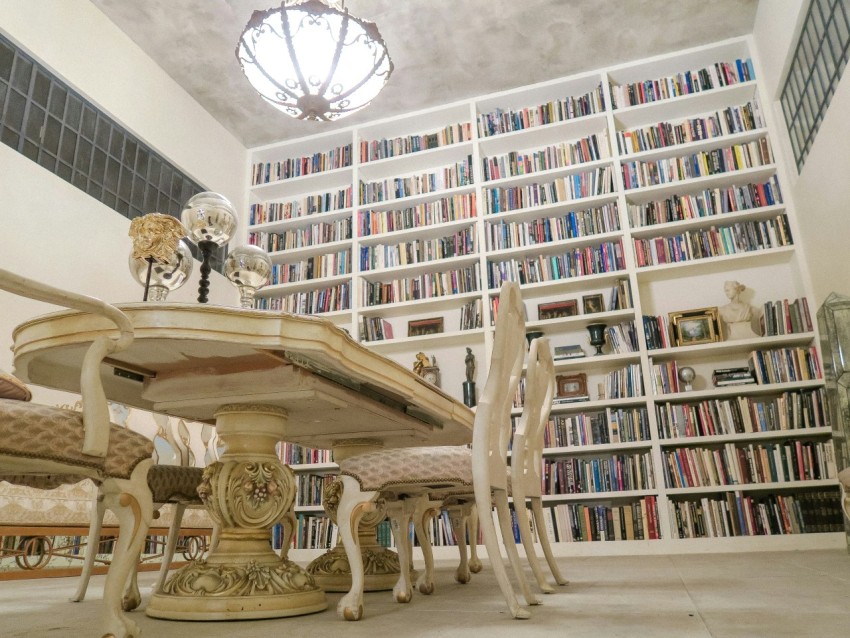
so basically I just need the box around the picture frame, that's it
[407,317,444,337]
[538,299,578,320]
[669,306,723,347]
[556,373,588,400]
[582,293,605,314]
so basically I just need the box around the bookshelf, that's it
[247,36,844,557]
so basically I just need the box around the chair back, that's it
[0,267,133,458]
[472,281,526,489]
[511,337,555,498]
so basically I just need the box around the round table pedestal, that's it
[146,404,327,620]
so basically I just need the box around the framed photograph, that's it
[407,317,444,337]
[582,293,604,314]
[538,300,578,320]
[669,307,722,347]
[556,373,588,400]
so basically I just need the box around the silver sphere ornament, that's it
[678,366,696,392]
[129,240,193,301]
[225,244,273,308]
[180,192,237,246]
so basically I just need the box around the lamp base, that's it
[463,381,476,408]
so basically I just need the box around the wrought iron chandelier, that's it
[236,0,394,121]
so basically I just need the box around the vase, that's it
[586,323,606,356]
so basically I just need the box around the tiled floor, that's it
[2,550,850,637]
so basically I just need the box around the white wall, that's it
[0,0,248,402]
[754,0,850,305]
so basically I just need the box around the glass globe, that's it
[678,366,696,392]
[180,192,237,246]
[129,240,193,301]
[224,244,273,309]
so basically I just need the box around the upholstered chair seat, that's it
[146,465,205,503]
[0,398,153,485]
[338,446,473,492]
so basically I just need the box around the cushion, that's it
[339,446,472,492]
[147,464,204,503]
[0,398,153,483]
[0,371,31,402]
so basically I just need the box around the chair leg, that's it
[474,487,529,619]
[388,500,415,604]
[70,487,106,602]
[514,498,554,594]
[493,491,539,607]
[468,503,482,574]
[531,497,568,586]
[152,502,184,594]
[99,459,154,638]
[412,497,439,594]
[336,476,376,621]
[446,504,471,584]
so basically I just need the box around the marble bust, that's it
[719,280,762,340]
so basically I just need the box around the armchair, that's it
[0,267,154,638]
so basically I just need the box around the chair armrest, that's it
[0,267,134,457]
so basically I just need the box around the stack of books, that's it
[711,367,756,387]
[554,345,585,360]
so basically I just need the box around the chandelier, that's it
[236,0,394,121]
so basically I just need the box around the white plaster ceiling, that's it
[90,0,759,148]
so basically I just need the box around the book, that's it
[554,344,585,360]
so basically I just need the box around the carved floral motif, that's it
[162,559,320,597]
[199,460,294,529]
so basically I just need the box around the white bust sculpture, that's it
[719,280,762,340]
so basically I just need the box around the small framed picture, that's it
[669,307,722,347]
[556,373,588,400]
[538,299,578,321]
[408,317,444,337]
[582,294,604,314]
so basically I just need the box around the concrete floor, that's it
[2,550,850,637]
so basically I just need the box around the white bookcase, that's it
[247,36,844,556]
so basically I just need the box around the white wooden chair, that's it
[0,267,154,638]
[332,281,537,620]
[72,414,209,604]
[510,336,568,592]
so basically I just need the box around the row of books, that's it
[476,83,606,138]
[627,177,783,228]
[483,165,615,215]
[662,439,837,489]
[606,321,640,354]
[277,442,332,465]
[617,100,764,155]
[486,240,626,288]
[249,218,352,253]
[248,189,354,225]
[539,406,651,447]
[359,157,474,204]
[600,363,644,400]
[359,122,473,162]
[251,143,353,185]
[295,473,336,508]
[481,133,609,182]
[255,282,351,314]
[655,389,828,439]
[484,202,620,251]
[621,138,774,190]
[361,265,480,307]
[747,346,822,385]
[358,193,477,237]
[359,227,477,272]
[643,315,671,350]
[610,57,755,109]
[269,251,351,285]
[543,452,656,495]
[762,297,813,336]
[633,214,793,267]
[669,489,844,538]
[540,496,660,542]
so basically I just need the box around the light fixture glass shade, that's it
[129,240,193,301]
[180,192,237,246]
[225,245,273,308]
[236,0,393,121]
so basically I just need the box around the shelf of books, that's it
[246,36,844,558]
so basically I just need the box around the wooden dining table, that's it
[11,302,474,621]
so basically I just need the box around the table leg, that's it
[146,404,327,620]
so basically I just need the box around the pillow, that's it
[0,369,32,402]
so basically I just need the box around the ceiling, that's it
[90,0,759,149]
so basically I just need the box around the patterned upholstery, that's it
[147,464,204,503]
[0,370,31,402]
[0,398,153,482]
[338,446,472,492]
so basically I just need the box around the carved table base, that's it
[146,404,327,620]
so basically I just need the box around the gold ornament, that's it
[129,213,188,262]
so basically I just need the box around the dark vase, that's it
[586,323,607,355]
[525,330,544,347]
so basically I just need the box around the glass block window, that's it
[780,0,850,171]
[0,33,225,271]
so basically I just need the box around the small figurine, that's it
[413,352,430,376]
[465,347,475,383]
